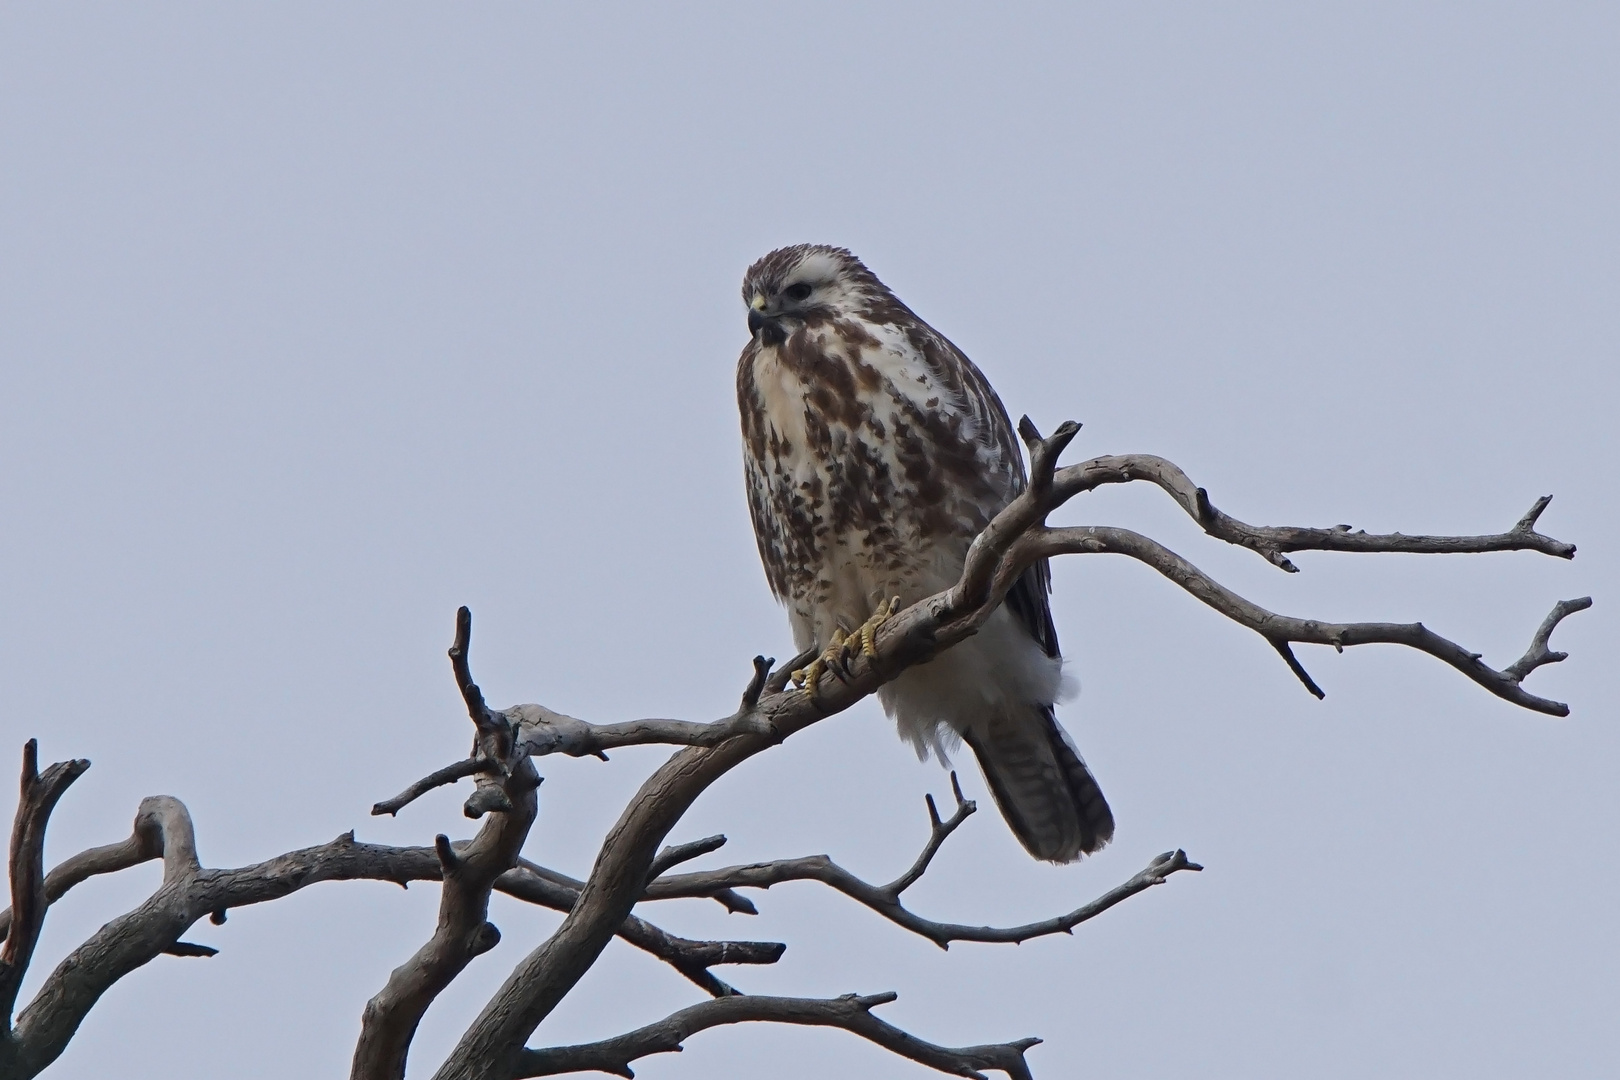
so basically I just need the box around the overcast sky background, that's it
[2,4,1615,1078]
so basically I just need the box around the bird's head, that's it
[740,244,892,347]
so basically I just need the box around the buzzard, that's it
[736,244,1114,863]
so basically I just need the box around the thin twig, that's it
[161,942,218,958]
[647,835,728,883]
[741,655,774,710]
[881,772,976,897]
[371,758,490,817]
[653,845,1200,952]
[1503,597,1593,683]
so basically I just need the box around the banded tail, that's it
[962,704,1114,863]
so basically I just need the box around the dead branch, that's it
[1,741,90,1032]
[0,788,784,1077]
[1018,424,1577,572]
[511,992,1041,1080]
[494,862,782,997]
[0,832,150,945]
[3,423,1584,1080]
[521,856,757,916]
[509,704,778,760]
[1503,596,1594,683]
[646,779,1201,949]
[8,793,200,1078]
[423,423,1578,1077]
[352,606,543,1080]
[1006,525,1589,715]
[647,834,729,882]
[884,771,976,896]
[939,421,1588,713]
[373,757,491,817]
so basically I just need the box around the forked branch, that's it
[353,607,542,1080]
[937,420,1588,714]
[1,741,90,1028]
[1011,418,1577,572]
[645,779,1201,949]
[1001,525,1589,715]
[511,992,1041,1080]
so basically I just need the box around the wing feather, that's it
[911,325,1060,659]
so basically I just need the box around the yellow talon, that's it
[792,630,848,699]
[791,601,899,700]
[858,596,900,657]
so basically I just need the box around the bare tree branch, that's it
[161,941,219,958]
[9,794,199,1078]
[1503,596,1594,683]
[506,704,778,760]
[433,703,867,1076]
[1000,524,1590,715]
[1042,448,1576,572]
[434,427,1578,1077]
[0,808,776,1077]
[469,427,1582,774]
[0,832,150,945]
[520,856,757,917]
[882,772,975,897]
[373,757,492,817]
[3,424,1581,1080]
[1,741,90,1030]
[351,804,537,1080]
[647,835,729,882]
[511,992,1041,1080]
[740,654,774,710]
[648,782,1200,949]
[494,863,782,998]
[929,422,1589,715]
[352,608,543,1080]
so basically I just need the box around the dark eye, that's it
[783,282,813,302]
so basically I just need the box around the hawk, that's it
[736,244,1114,863]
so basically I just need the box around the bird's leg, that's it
[791,629,847,699]
[856,596,901,658]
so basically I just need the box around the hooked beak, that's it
[747,307,788,347]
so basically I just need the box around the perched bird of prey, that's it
[736,244,1114,863]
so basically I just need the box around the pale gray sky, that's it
[2,4,1615,1078]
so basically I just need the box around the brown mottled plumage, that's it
[736,245,1114,862]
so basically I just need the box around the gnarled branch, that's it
[0,782,786,1076]
[9,793,201,1078]
[352,607,543,1080]
[1,741,90,1030]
